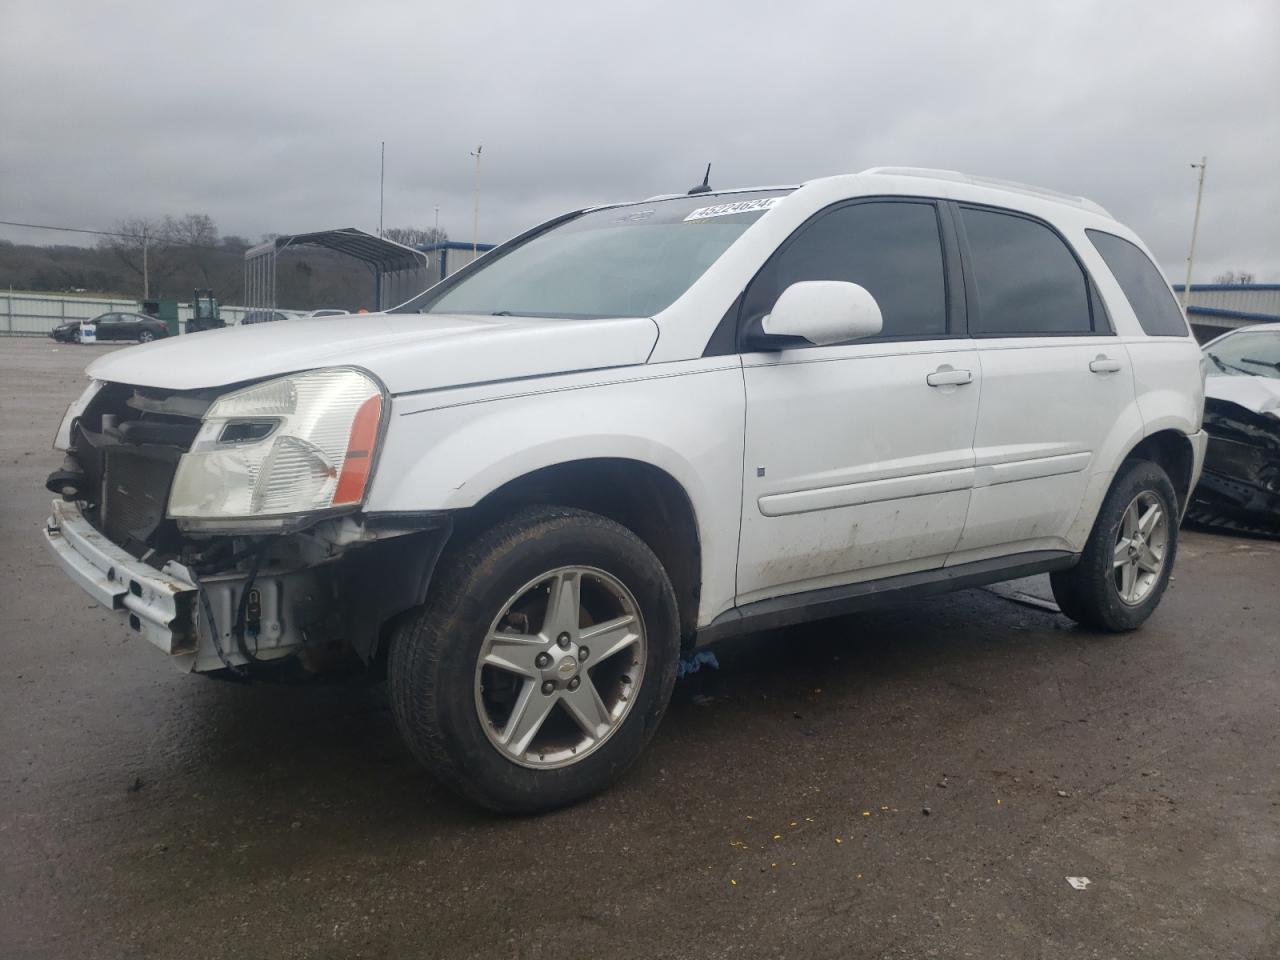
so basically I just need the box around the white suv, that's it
[44,168,1206,811]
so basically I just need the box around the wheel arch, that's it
[1123,429,1196,513]
[454,458,704,647]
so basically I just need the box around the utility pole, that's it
[434,205,440,243]
[379,141,386,238]
[142,226,149,300]
[470,144,483,257]
[1181,156,1207,311]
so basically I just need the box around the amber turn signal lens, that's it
[333,394,383,505]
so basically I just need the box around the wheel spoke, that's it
[1137,546,1163,574]
[483,632,546,678]
[1113,538,1132,568]
[1122,503,1140,540]
[542,570,582,640]
[500,680,558,756]
[561,675,613,739]
[1119,560,1137,602]
[1138,503,1163,538]
[579,614,639,662]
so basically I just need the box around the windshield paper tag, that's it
[684,198,779,221]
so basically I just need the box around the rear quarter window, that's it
[1087,229,1189,337]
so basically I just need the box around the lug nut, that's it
[557,633,572,649]
[541,680,556,696]
[567,676,581,690]
[578,646,589,661]
[535,652,551,669]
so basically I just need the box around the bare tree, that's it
[98,217,174,297]
[383,226,449,248]
[1213,269,1256,285]
[97,213,223,296]
[164,213,218,248]
[164,214,219,285]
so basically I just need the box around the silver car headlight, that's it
[168,368,385,532]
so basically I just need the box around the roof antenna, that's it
[687,163,712,195]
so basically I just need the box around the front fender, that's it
[365,361,746,625]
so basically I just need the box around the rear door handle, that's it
[926,367,973,387]
[1089,356,1123,374]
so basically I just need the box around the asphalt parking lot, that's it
[2,336,1278,960]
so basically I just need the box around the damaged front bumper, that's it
[45,496,454,674]
[44,498,199,658]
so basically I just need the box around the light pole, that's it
[1181,156,1207,311]
[470,144,483,257]
[142,225,149,300]
[379,141,386,239]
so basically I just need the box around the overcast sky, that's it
[2,0,1277,281]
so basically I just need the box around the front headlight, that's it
[168,367,385,531]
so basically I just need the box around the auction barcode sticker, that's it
[684,198,779,221]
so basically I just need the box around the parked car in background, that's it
[240,308,347,325]
[1188,325,1280,538]
[49,321,82,343]
[239,309,295,325]
[43,167,1206,813]
[48,312,168,344]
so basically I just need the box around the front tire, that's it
[389,506,680,813]
[1051,459,1179,632]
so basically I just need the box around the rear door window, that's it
[1087,229,1189,336]
[960,206,1094,336]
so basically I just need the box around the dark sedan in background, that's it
[49,312,169,344]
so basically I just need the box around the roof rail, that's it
[638,184,799,203]
[859,167,1112,218]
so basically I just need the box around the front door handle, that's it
[926,366,973,387]
[1089,356,1123,374]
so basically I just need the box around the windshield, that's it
[394,190,791,319]
[1204,328,1280,380]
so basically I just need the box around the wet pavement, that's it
[2,336,1278,959]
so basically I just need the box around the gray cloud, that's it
[2,0,1277,280]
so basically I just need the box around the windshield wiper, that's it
[1206,351,1254,375]
[491,310,514,316]
[1241,357,1280,371]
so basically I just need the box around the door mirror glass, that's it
[761,281,883,346]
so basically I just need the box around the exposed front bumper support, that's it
[43,499,197,656]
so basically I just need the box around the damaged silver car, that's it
[1189,325,1280,538]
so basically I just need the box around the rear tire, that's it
[138,330,155,343]
[389,505,680,813]
[1051,459,1179,632]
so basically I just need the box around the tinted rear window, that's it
[1087,229,1189,337]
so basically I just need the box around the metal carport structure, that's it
[243,228,431,317]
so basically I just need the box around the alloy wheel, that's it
[474,566,647,768]
[1113,491,1169,605]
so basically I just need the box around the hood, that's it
[86,312,659,394]
[1205,374,1280,418]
